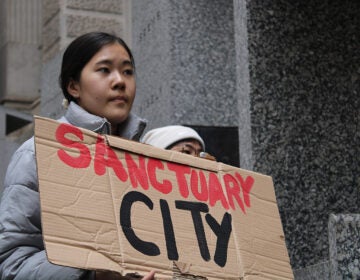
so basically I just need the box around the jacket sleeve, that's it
[0,139,94,280]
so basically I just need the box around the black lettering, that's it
[120,191,160,256]
[160,199,179,260]
[175,201,210,262]
[205,212,232,267]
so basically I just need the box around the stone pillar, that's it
[131,0,239,166]
[0,0,41,195]
[0,0,42,109]
[132,0,237,129]
[131,1,239,277]
[240,0,360,277]
[233,0,253,170]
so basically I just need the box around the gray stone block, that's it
[293,261,330,280]
[42,12,60,54]
[66,15,123,38]
[245,0,360,270]
[42,0,60,24]
[233,0,253,170]
[3,42,41,101]
[67,0,124,14]
[329,214,360,279]
[40,52,66,119]
[132,0,237,129]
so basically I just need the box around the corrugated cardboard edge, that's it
[34,116,128,274]
[34,116,293,280]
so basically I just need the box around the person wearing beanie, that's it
[141,125,216,160]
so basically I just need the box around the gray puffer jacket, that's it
[0,102,147,280]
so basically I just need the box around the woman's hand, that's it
[142,270,156,280]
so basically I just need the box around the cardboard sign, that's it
[34,116,293,279]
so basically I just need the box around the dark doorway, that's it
[187,125,239,167]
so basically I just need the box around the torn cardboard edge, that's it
[34,116,294,279]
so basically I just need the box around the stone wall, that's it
[131,0,237,130]
[133,0,360,277]
[244,0,359,271]
[131,0,239,165]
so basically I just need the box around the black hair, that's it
[59,32,135,103]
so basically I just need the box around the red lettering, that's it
[223,174,245,213]
[191,170,208,202]
[147,158,172,194]
[167,162,191,198]
[208,173,229,209]
[125,153,149,190]
[235,173,254,207]
[94,136,128,182]
[55,123,91,168]
[55,123,252,215]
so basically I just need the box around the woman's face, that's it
[68,42,135,130]
[169,139,203,157]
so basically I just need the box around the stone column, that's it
[132,0,239,278]
[131,0,239,166]
[132,0,237,129]
[0,0,41,194]
[0,0,42,109]
[239,0,360,278]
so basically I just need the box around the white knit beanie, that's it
[141,125,205,150]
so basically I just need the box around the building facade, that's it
[0,0,359,279]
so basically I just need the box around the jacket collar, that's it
[59,102,147,141]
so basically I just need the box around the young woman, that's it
[0,32,154,280]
